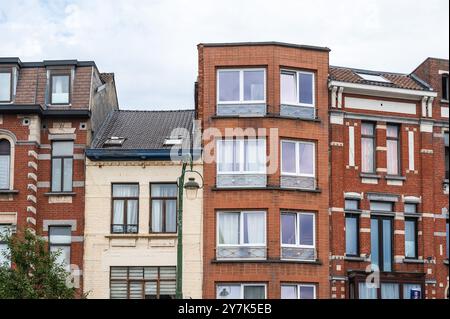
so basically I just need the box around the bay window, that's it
[280,70,315,118]
[361,122,376,173]
[281,140,315,189]
[217,211,266,260]
[387,124,400,175]
[111,184,139,233]
[150,184,177,233]
[0,70,12,102]
[216,284,266,299]
[280,212,316,261]
[50,73,70,104]
[404,218,418,259]
[48,226,71,270]
[0,139,11,190]
[281,284,316,299]
[51,141,73,192]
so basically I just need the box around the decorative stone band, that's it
[344,192,363,199]
[366,192,399,202]
[360,228,371,233]
[280,104,315,119]
[330,141,344,147]
[216,103,266,116]
[217,174,267,188]
[280,176,315,190]
[420,149,434,154]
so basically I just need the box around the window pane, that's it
[243,70,264,101]
[361,137,374,173]
[387,140,398,175]
[217,285,240,299]
[370,219,379,271]
[52,75,70,104]
[50,245,70,268]
[0,139,10,155]
[381,283,399,299]
[281,141,296,174]
[52,141,74,156]
[113,184,139,197]
[165,199,177,232]
[404,204,417,214]
[281,72,297,104]
[0,73,11,101]
[298,73,313,105]
[0,243,9,266]
[386,125,398,138]
[151,184,177,197]
[370,201,393,212]
[382,219,392,272]
[218,71,239,102]
[299,214,314,246]
[405,219,416,258]
[113,200,125,232]
[243,212,265,244]
[110,281,128,299]
[127,200,138,226]
[0,155,10,189]
[63,158,73,192]
[403,284,422,299]
[243,286,265,299]
[299,286,315,299]
[299,143,314,175]
[151,200,163,232]
[281,285,297,299]
[345,216,358,255]
[281,213,296,245]
[49,226,71,244]
[218,140,239,172]
[218,213,240,245]
[244,140,265,172]
[345,200,359,211]
[359,283,377,299]
[361,123,374,136]
[51,158,62,192]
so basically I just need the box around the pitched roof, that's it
[91,109,194,150]
[329,66,431,91]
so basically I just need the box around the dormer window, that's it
[356,73,391,83]
[50,73,70,105]
[164,137,183,146]
[0,69,12,103]
[103,136,126,147]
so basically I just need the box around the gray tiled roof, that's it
[91,109,194,150]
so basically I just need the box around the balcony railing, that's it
[216,246,267,260]
[111,224,138,234]
[281,246,316,261]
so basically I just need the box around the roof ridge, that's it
[117,109,194,113]
[330,65,408,76]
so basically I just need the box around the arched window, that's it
[0,139,11,189]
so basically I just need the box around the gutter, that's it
[0,104,91,117]
[85,148,202,161]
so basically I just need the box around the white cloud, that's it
[0,0,448,110]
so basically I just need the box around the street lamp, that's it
[176,155,203,299]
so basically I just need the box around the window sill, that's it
[211,258,322,265]
[212,186,321,193]
[359,173,381,179]
[106,233,178,239]
[344,256,367,262]
[0,189,19,194]
[403,258,424,264]
[444,259,448,265]
[385,175,406,181]
[441,99,449,104]
[210,114,321,122]
[44,192,76,197]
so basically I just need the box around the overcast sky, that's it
[0,0,448,110]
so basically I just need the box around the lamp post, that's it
[176,155,203,299]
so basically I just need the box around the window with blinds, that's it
[110,266,176,299]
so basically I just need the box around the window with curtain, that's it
[0,139,11,190]
[381,283,400,299]
[48,226,71,270]
[217,211,266,246]
[51,74,70,104]
[361,122,376,173]
[386,124,400,175]
[281,140,315,177]
[217,139,266,174]
[358,282,377,299]
[371,216,393,272]
[51,141,73,192]
[445,132,449,179]
[405,218,417,259]
[217,69,265,103]
[281,284,316,299]
[110,266,176,299]
[345,214,359,256]
[150,184,177,233]
[280,70,315,107]
[403,284,422,299]
[0,224,11,267]
[0,70,12,102]
[111,184,139,233]
[216,284,266,299]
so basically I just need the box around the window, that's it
[51,141,73,192]
[361,122,376,173]
[345,214,359,257]
[358,283,377,299]
[0,224,11,267]
[217,69,265,104]
[405,218,418,259]
[442,75,449,101]
[280,70,315,107]
[48,226,71,270]
[112,184,139,233]
[357,281,422,299]
[216,284,266,299]
[217,211,266,260]
[281,212,315,260]
[281,140,315,177]
[386,124,400,175]
[217,139,266,174]
[445,132,449,180]
[110,266,176,299]
[0,70,12,102]
[371,216,393,272]
[404,203,417,214]
[150,184,177,233]
[0,139,11,190]
[281,284,316,299]
[403,284,422,299]
[356,73,390,83]
[345,199,360,211]
[381,283,400,299]
[370,201,394,212]
[50,74,70,104]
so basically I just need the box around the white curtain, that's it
[361,137,374,173]
[113,200,125,225]
[218,140,238,172]
[127,200,138,225]
[218,213,239,245]
[381,283,399,299]
[0,155,10,189]
[243,286,265,299]
[281,72,297,104]
[387,139,398,175]
[244,140,265,173]
[217,285,240,299]
[358,283,377,299]
[151,184,176,197]
[403,284,421,299]
[151,200,163,232]
[243,212,265,244]
[165,200,177,232]
[281,285,297,299]
[113,184,139,197]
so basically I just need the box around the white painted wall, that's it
[345,97,417,115]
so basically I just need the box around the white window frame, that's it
[216,139,266,175]
[280,140,316,178]
[216,283,267,299]
[280,69,315,108]
[216,211,267,248]
[280,212,316,249]
[217,68,266,104]
[281,284,317,299]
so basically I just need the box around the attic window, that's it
[164,137,183,146]
[356,73,391,83]
[103,136,126,147]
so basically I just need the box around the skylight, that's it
[103,136,126,147]
[356,73,391,83]
[164,136,183,146]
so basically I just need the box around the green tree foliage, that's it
[0,229,78,299]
